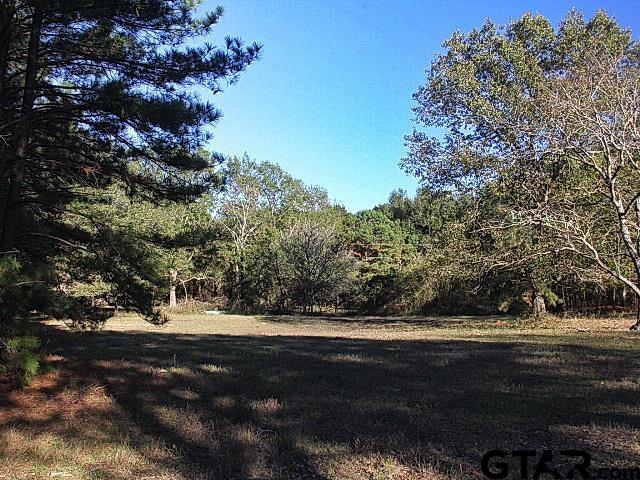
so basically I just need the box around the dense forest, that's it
[1,1,639,350]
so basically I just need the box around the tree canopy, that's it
[403,10,640,327]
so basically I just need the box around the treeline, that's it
[61,154,633,319]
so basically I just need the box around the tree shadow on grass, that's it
[259,314,511,329]
[2,326,639,479]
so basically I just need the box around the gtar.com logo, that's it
[480,450,640,479]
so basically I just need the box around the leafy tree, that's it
[403,10,640,324]
[346,209,416,311]
[211,155,331,309]
[279,220,355,313]
[379,189,414,223]
[527,37,640,327]
[64,185,216,310]
[370,188,487,314]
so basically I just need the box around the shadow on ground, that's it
[2,325,639,479]
[259,314,507,329]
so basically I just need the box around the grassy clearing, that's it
[1,314,639,479]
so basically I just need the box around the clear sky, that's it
[202,0,639,212]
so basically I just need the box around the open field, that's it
[1,314,639,479]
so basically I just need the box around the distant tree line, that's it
[63,152,639,325]
[58,9,638,328]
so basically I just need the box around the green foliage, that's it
[278,220,356,313]
[1,335,41,387]
[402,9,640,319]
[344,209,415,311]
[0,255,55,322]
[60,182,218,318]
[0,1,260,327]
[402,9,631,191]
[212,155,335,311]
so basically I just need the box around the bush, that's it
[1,335,41,387]
[147,307,171,326]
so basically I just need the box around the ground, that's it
[1,314,639,480]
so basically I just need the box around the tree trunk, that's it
[532,292,546,317]
[169,286,177,308]
[630,300,640,331]
[168,268,178,308]
[0,2,14,124]
[631,280,640,331]
[0,5,42,250]
[636,201,640,311]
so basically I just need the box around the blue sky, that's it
[202,0,639,212]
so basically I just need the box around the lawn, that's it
[1,314,639,479]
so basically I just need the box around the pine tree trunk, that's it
[0,2,13,123]
[0,6,12,232]
[0,5,42,250]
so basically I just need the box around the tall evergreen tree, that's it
[0,0,260,327]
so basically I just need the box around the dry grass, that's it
[1,313,639,479]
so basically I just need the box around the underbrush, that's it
[1,332,41,387]
[167,298,227,314]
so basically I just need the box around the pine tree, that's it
[0,0,260,328]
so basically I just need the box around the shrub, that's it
[1,335,41,387]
